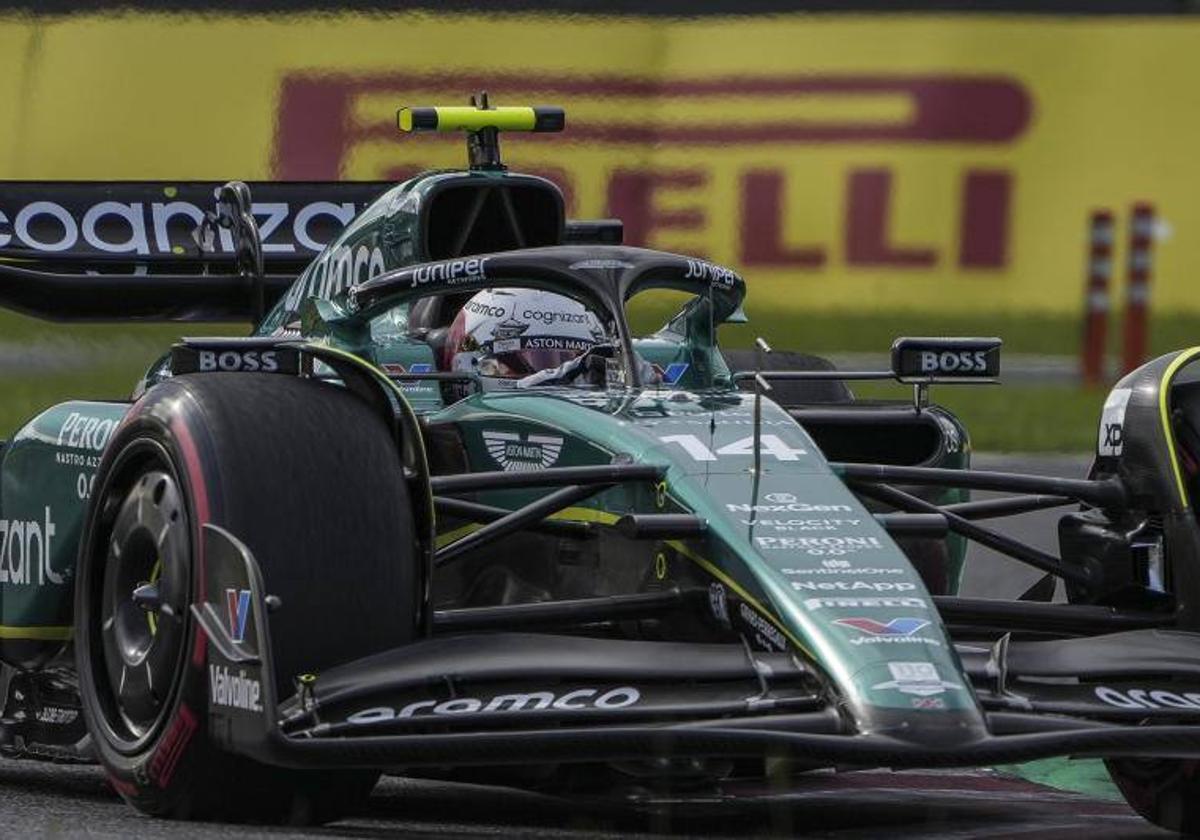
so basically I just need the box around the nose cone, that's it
[846,659,988,750]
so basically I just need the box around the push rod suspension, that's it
[434,483,612,566]
[433,496,593,538]
[433,588,696,632]
[733,370,894,382]
[430,463,664,495]
[942,494,1076,520]
[936,596,1172,635]
[834,462,1126,510]
[850,481,1094,588]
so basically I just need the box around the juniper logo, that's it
[482,430,564,472]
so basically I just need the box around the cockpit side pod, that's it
[0,401,132,668]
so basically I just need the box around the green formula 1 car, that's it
[1,101,1200,833]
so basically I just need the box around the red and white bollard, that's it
[1122,202,1156,375]
[1081,209,1114,386]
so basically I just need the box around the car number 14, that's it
[659,434,807,462]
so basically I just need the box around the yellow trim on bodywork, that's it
[147,558,163,636]
[0,625,73,641]
[435,523,481,549]
[548,508,619,525]
[1160,347,1200,507]
[665,539,813,659]
[434,507,618,548]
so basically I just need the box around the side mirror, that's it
[891,337,1002,383]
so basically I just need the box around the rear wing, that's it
[0,180,390,322]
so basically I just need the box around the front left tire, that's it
[74,372,420,823]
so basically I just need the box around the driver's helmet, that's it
[443,287,605,385]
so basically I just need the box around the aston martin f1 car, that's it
[3,102,1200,833]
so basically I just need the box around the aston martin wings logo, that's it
[482,430,564,471]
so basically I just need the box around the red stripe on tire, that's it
[170,415,211,668]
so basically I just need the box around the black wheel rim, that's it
[96,459,190,748]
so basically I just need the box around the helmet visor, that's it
[480,348,586,378]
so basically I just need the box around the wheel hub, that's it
[99,470,189,741]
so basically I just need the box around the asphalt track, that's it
[0,453,1172,839]
[0,760,1170,839]
[962,453,1092,600]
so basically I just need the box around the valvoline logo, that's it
[225,588,251,644]
[662,362,689,385]
[834,617,929,637]
[381,363,433,376]
[652,362,689,385]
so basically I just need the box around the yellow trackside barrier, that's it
[3,13,1200,314]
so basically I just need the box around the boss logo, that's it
[919,350,989,374]
[892,337,1001,381]
[171,343,300,376]
[198,350,279,372]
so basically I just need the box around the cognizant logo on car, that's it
[345,686,641,725]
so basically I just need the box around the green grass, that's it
[629,299,1200,357]
[851,381,1109,453]
[736,309,1200,357]
[999,758,1122,801]
[0,364,1110,454]
[0,310,233,436]
[0,306,1173,452]
[0,367,147,432]
[627,301,1155,452]
[627,300,1193,452]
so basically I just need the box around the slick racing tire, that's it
[1105,757,1200,835]
[74,372,418,823]
[724,349,852,406]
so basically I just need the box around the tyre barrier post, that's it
[1081,209,1114,386]
[1121,202,1156,375]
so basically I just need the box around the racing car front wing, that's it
[187,522,1200,775]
